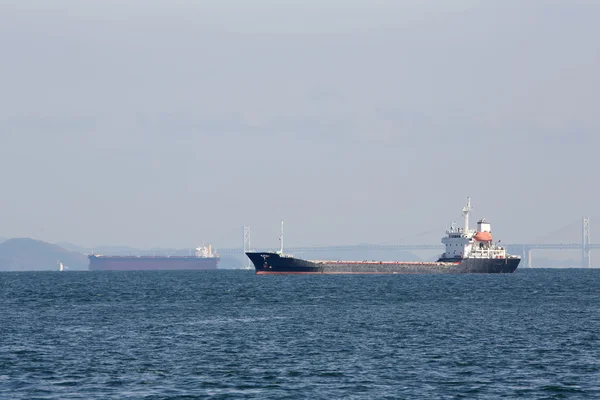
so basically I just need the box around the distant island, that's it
[0,238,89,271]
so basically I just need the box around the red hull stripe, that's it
[256,271,425,275]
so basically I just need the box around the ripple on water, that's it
[0,269,600,399]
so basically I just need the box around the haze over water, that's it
[2,269,599,399]
[1,1,599,249]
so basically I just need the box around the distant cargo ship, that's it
[246,198,521,274]
[88,245,219,271]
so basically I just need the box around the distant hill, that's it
[0,238,88,271]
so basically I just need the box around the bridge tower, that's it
[582,217,591,268]
[519,245,533,268]
[243,225,252,269]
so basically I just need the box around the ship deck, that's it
[310,260,460,266]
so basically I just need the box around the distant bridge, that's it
[218,244,443,253]
[219,243,600,253]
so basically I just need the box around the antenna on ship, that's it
[462,197,472,233]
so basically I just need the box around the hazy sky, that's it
[0,0,598,249]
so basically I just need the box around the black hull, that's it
[246,252,520,274]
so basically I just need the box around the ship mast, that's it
[279,219,284,254]
[462,197,471,233]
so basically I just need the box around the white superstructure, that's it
[195,244,216,258]
[440,197,509,260]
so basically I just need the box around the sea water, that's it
[1,269,599,399]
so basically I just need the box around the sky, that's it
[0,0,598,249]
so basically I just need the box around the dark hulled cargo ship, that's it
[88,245,219,271]
[246,198,520,274]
